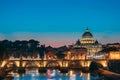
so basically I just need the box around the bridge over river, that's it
[0,57,108,69]
[1,56,120,75]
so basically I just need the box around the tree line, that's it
[0,39,45,60]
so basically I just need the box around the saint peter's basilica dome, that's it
[81,28,94,44]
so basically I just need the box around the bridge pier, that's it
[59,67,69,73]
[38,67,47,73]
[17,67,26,74]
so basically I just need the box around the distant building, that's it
[107,43,120,49]
[72,28,102,56]
[45,46,57,60]
[65,47,87,60]
[109,51,120,60]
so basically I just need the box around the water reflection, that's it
[69,70,76,80]
[13,69,101,80]
[47,69,57,80]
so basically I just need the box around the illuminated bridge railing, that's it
[9,57,42,60]
[9,58,106,61]
[9,57,20,60]
[9,54,106,61]
[87,55,106,59]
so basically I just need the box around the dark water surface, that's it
[12,69,100,80]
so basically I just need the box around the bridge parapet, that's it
[87,55,106,59]
[9,57,20,60]
[2,56,109,69]
[9,57,42,60]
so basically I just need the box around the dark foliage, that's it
[89,61,103,73]
[56,51,65,59]
[0,39,46,59]
[108,60,120,74]
[101,47,118,53]
[0,44,6,60]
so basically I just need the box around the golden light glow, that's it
[81,61,90,67]
[22,62,27,67]
[34,62,40,67]
[44,61,47,67]
[15,61,20,67]
[1,61,7,67]
[69,70,73,76]
[87,73,90,80]
[66,51,71,60]
[85,61,91,67]
[101,61,107,67]
[65,63,68,67]
[59,62,62,67]
[109,51,120,60]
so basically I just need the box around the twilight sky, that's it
[0,0,120,47]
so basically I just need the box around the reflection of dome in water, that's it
[81,28,94,44]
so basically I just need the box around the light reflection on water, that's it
[13,69,100,80]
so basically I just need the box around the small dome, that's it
[95,40,99,45]
[75,39,81,45]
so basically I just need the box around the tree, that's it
[56,51,65,59]
[28,39,40,57]
[13,40,22,57]
[20,40,28,57]
[39,45,46,59]
[0,40,12,59]
[29,39,39,48]
[0,43,6,61]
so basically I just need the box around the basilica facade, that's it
[73,28,102,56]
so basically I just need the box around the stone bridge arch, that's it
[69,61,82,68]
[46,61,60,68]
[4,61,18,68]
[24,61,40,68]
[95,60,107,67]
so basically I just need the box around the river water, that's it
[12,69,100,80]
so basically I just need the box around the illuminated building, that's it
[107,43,120,49]
[109,51,120,60]
[81,28,94,44]
[73,28,102,56]
[65,47,87,60]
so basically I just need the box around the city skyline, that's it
[0,0,120,47]
[0,30,119,47]
[0,1,120,80]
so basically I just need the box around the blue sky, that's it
[0,0,120,47]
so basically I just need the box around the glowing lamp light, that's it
[1,61,7,67]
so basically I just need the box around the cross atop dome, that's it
[86,27,89,32]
